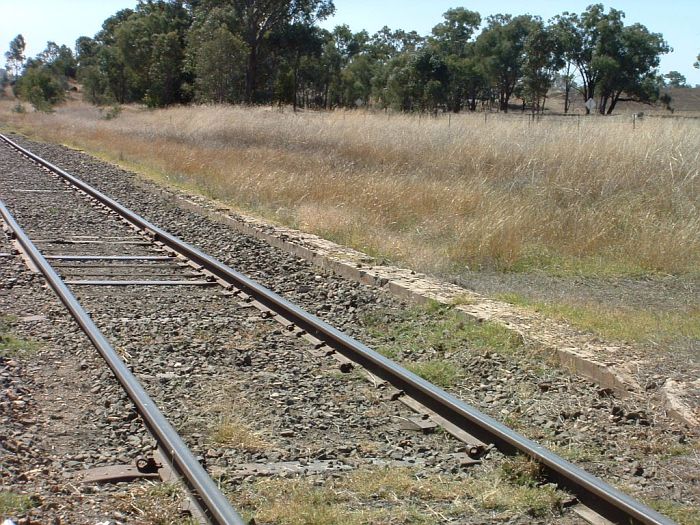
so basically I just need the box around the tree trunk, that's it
[292,53,300,112]
[245,44,258,104]
[606,91,622,115]
[563,63,572,113]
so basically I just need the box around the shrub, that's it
[16,67,65,112]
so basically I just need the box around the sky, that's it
[1,0,699,85]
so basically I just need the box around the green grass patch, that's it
[550,442,605,464]
[500,455,544,487]
[495,293,700,345]
[507,246,656,278]
[362,301,522,360]
[0,492,37,515]
[647,499,700,525]
[405,359,461,388]
[0,317,38,358]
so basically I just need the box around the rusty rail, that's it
[0,133,676,525]
[0,199,246,525]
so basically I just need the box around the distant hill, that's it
[539,86,700,116]
[659,87,700,113]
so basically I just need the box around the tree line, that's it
[3,1,683,115]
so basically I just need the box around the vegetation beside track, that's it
[1,100,698,354]
[0,316,37,358]
[3,101,697,278]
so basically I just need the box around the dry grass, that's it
[210,415,272,452]
[199,385,274,452]
[237,465,567,524]
[1,99,698,277]
[117,482,197,524]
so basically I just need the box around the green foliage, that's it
[78,64,112,105]
[0,492,37,515]
[664,71,688,88]
[100,104,122,120]
[147,31,186,107]
[15,66,65,111]
[476,14,540,112]
[195,28,247,103]
[4,34,26,79]
[37,41,77,79]
[0,317,37,357]
[521,22,564,112]
[405,359,461,387]
[552,5,669,114]
[67,1,672,114]
[363,301,522,364]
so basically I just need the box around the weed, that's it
[239,478,352,525]
[0,317,38,358]
[495,293,700,345]
[405,359,461,388]
[363,302,522,360]
[457,475,565,519]
[449,293,476,306]
[500,455,544,487]
[210,415,271,452]
[551,442,605,464]
[118,483,197,525]
[100,104,122,120]
[647,499,700,525]
[0,492,37,515]
[237,466,566,523]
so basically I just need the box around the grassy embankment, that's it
[1,100,698,347]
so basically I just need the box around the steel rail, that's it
[0,200,246,525]
[0,133,675,525]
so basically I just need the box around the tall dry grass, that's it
[2,100,698,276]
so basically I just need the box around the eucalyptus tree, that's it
[475,14,538,112]
[112,1,191,104]
[317,25,369,108]
[429,8,482,112]
[186,4,248,102]
[226,0,335,103]
[5,34,26,80]
[549,14,580,112]
[192,27,247,103]
[594,21,668,114]
[551,5,668,114]
[521,21,564,113]
[664,71,687,87]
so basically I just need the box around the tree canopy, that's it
[4,34,26,79]
[7,2,676,114]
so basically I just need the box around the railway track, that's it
[0,133,680,525]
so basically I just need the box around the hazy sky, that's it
[1,0,699,85]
